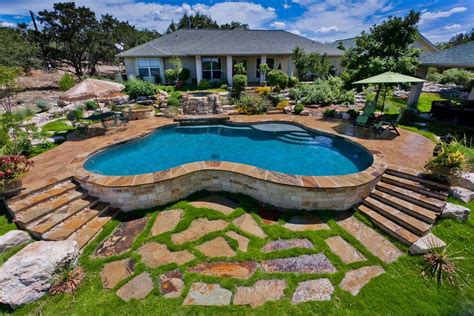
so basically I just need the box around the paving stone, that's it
[95,217,147,257]
[116,272,154,302]
[339,266,385,296]
[159,270,184,298]
[225,231,249,252]
[232,213,267,238]
[189,195,238,215]
[188,261,259,280]
[338,216,403,264]
[292,279,334,304]
[262,254,337,274]
[137,242,195,268]
[183,282,232,306]
[283,215,330,232]
[325,236,366,264]
[100,259,135,289]
[234,280,287,308]
[196,237,236,257]
[262,238,314,252]
[151,209,183,236]
[171,218,228,245]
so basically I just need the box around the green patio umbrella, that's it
[353,71,426,113]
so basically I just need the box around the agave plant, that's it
[49,262,85,295]
[421,244,469,288]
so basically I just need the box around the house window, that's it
[256,58,274,78]
[137,58,161,82]
[202,57,222,80]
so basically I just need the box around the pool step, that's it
[5,178,120,250]
[356,170,447,246]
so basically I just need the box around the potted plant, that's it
[170,57,184,89]
[0,155,34,198]
[259,63,271,86]
[425,139,468,184]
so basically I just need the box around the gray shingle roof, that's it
[117,29,343,58]
[420,41,474,68]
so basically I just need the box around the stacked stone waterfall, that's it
[182,92,234,115]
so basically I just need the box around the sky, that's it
[0,0,473,44]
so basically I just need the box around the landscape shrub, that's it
[290,76,355,106]
[425,139,468,183]
[323,109,336,118]
[255,86,272,96]
[124,79,157,99]
[439,68,474,89]
[231,74,247,98]
[58,73,75,91]
[346,109,359,119]
[36,100,50,112]
[267,70,289,91]
[210,79,227,89]
[165,69,176,84]
[0,155,34,188]
[166,91,182,107]
[179,68,190,82]
[269,93,284,106]
[0,113,38,156]
[294,103,304,114]
[276,100,289,110]
[220,84,229,90]
[288,76,299,87]
[83,100,98,111]
[236,94,270,115]
[197,79,210,90]
[233,63,246,75]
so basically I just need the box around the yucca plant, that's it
[421,244,469,288]
[49,262,84,295]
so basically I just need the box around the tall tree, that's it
[220,22,249,30]
[0,27,40,71]
[292,47,332,81]
[437,29,474,49]
[343,10,421,84]
[166,13,249,33]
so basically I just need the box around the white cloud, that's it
[420,6,467,23]
[271,21,286,29]
[316,26,338,33]
[443,23,462,31]
[283,3,291,9]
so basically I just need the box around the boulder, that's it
[441,202,471,222]
[299,110,310,116]
[0,240,79,309]
[409,233,446,255]
[449,186,474,203]
[458,172,474,191]
[341,113,351,120]
[0,230,31,253]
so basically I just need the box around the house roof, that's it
[420,41,474,68]
[117,29,343,58]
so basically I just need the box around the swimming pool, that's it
[84,123,373,176]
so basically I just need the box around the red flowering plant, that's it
[0,155,34,188]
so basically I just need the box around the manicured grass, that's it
[2,192,472,315]
[41,119,75,133]
[384,92,447,115]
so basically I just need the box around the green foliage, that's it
[292,47,332,81]
[276,100,289,110]
[42,119,74,133]
[437,29,473,49]
[421,245,468,288]
[165,69,176,84]
[58,73,75,91]
[425,139,469,183]
[236,93,271,114]
[169,57,183,82]
[288,76,299,87]
[323,109,336,118]
[83,100,98,111]
[294,103,304,114]
[346,109,359,119]
[289,76,355,106]
[179,68,191,82]
[124,79,157,99]
[268,93,285,106]
[0,113,38,156]
[166,12,248,33]
[233,63,246,75]
[259,63,271,80]
[197,79,210,90]
[0,27,40,71]
[439,69,474,89]
[166,92,181,107]
[220,84,228,90]
[35,100,50,112]
[231,74,247,98]
[343,10,421,84]
[267,70,289,91]
[0,66,20,113]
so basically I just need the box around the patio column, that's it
[226,55,233,86]
[158,57,165,84]
[195,55,202,84]
[260,55,267,84]
[407,66,428,108]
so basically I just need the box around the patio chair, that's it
[373,111,403,136]
[354,101,376,127]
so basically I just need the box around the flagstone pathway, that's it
[92,195,405,308]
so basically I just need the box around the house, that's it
[331,31,439,54]
[117,29,343,85]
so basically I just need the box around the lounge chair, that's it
[354,102,376,127]
[373,111,403,136]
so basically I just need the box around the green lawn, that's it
[1,193,472,315]
[384,92,447,114]
[41,119,75,133]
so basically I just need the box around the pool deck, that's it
[20,115,434,196]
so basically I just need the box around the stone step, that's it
[8,180,77,214]
[26,196,99,238]
[385,168,449,191]
[376,181,445,212]
[357,204,419,245]
[68,207,119,249]
[370,190,438,224]
[381,174,448,200]
[42,202,110,241]
[14,189,86,226]
[363,197,431,235]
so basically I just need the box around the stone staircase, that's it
[5,178,118,250]
[355,168,449,245]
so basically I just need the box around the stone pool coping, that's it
[68,121,387,191]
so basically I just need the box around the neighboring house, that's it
[331,31,439,54]
[117,29,343,85]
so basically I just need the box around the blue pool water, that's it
[84,123,373,176]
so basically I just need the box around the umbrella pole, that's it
[374,84,381,110]
[381,85,387,114]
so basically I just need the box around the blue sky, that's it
[0,0,473,43]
